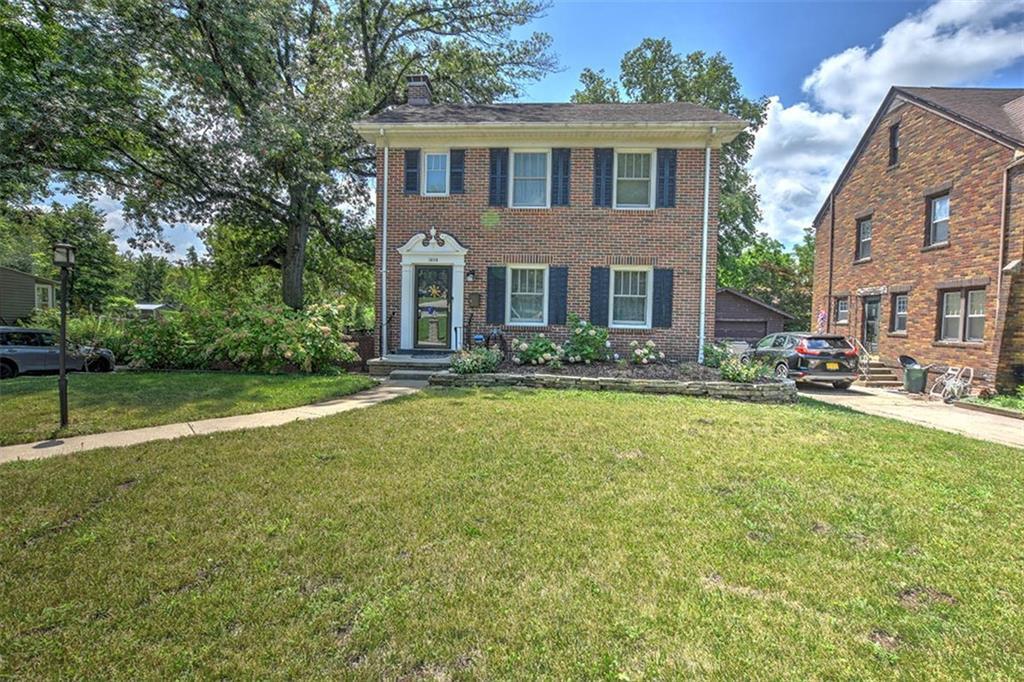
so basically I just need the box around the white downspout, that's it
[697,130,714,364]
[380,131,389,357]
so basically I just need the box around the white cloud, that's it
[751,0,1024,245]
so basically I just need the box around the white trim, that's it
[421,149,450,196]
[508,148,551,208]
[34,283,54,309]
[505,264,549,327]
[612,149,656,210]
[397,229,468,351]
[609,265,654,329]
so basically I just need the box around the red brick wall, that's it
[375,147,720,359]
[811,101,1020,388]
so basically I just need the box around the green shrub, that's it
[719,357,772,383]
[628,339,664,365]
[451,346,503,374]
[702,341,732,368]
[562,314,610,364]
[29,309,132,361]
[511,334,563,367]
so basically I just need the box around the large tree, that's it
[2,0,556,308]
[572,38,767,280]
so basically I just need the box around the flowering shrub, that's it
[511,333,563,367]
[562,314,610,364]
[629,339,665,365]
[451,346,503,374]
[719,357,772,383]
[702,341,732,368]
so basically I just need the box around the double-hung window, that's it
[939,288,984,342]
[614,151,654,209]
[891,293,908,332]
[888,123,900,166]
[940,291,962,341]
[835,297,849,324]
[610,266,652,328]
[966,289,985,341]
[422,151,449,195]
[34,284,53,309]
[506,265,547,325]
[856,217,872,260]
[927,193,950,245]
[510,151,549,207]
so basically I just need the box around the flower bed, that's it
[429,372,797,403]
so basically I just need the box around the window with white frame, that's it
[966,289,985,341]
[610,267,652,327]
[892,293,908,332]
[940,290,962,340]
[423,151,449,195]
[510,151,549,207]
[506,265,547,325]
[856,217,872,260]
[939,287,985,342]
[835,297,849,324]
[928,193,949,245]
[614,151,654,209]
[34,284,53,309]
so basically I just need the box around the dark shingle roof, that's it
[359,101,742,126]
[895,86,1024,146]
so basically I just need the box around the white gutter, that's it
[697,131,714,364]
[380,131,389,357]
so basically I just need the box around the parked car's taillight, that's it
[795,341,820,356]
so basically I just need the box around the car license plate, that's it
[826,362,840,370]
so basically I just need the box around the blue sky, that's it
[84,0,1024,256]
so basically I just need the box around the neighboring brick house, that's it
[811,86,1024,391]
[353,76,744,362]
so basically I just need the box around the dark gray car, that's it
[0,327,115,379]
[741,332,859,388]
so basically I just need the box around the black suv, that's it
[741,332,859,389]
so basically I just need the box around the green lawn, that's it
[0,371,375,445]
[1,388,1022,678]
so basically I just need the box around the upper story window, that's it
[891,293,908,332]
[506,265,548,325]
[510,151,549,208]
[856,216,872,260]
[888,123,900,166]
[835,297,849,324]
[610,266,653,328]
[927,193,950,246]
[423,151,449,195]
[614,151,655,209]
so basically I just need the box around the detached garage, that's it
[715,288,795,343]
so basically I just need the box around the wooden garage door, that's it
[715,320,767,343]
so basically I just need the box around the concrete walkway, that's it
[0,380,423,465]
[800,384,1024,449]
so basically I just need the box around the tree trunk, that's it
[282,185,313,309]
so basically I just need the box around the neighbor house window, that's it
[835,297,849,324]
[927,193,950,245]
[506,265,547,325]
[610,266,653,328]
[939,288,985,342]
[966,289,985,341]
[940,291,962,340]
[614,151,654,209]
[888,123,900,166]
[423,151,449,195]
[891,293,908,332]
[510,151,549,207]
[856,217,872,260]
[34,284,53,309]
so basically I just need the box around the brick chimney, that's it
[406,74,432,106]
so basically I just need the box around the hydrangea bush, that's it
[511,334,563,367]
[451,347,503,374]
[562,314,611,364]
[701,340,732,368]
[629,339,665,365]
[719,357,772,383]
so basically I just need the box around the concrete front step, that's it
[388,369,443,381]
[367,354,451,377]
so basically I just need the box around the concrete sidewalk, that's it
[800,385,1023,449]
[0,380,423,465]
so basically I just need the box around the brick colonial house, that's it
[353,76,745,367]
[811,86,1024,391]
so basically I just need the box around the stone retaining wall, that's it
[428,372,798,404]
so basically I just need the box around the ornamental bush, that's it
[450,346,503,374]
[511,334,563,367]
[562,314,610,364]
[628,339,664,365]
[702,340,732,368]
[719,357,772,383]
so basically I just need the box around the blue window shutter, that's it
[486,266,506,324]
[589,267,610,325]
[404,149,420,194]
[450,149,465,194]
[656,149,676,208]
[548,267,568,325]
[652,268,674,328]
[489,148,508,206]
[593,149,613,207]
[551,148,571,206]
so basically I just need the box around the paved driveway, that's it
[799,384,1023,449]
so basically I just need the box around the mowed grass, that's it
[0,371,375,445]
[1,388,1022,678]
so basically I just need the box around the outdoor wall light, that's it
[465,269,476,283]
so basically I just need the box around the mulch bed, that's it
[495,360,722,381]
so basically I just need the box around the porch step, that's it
[367,354,451,377]
[863,380,903,388]
[388,369,441,381]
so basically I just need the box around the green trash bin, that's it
[903,366,928,393]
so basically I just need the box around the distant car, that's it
[0,326,115,380]
[741,332,858,389]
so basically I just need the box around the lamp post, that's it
[52,243,76,429]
